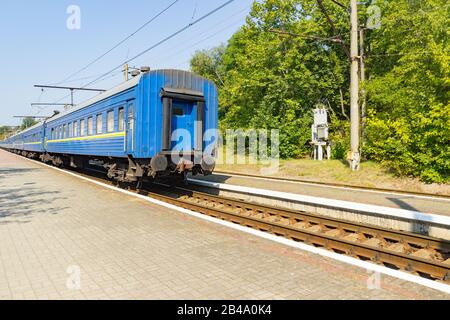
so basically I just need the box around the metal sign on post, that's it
[311,106,331,161]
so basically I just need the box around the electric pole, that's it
[359,27,366,158]
[124,64,129,82]
[33,85,106,107]
[349,0,360,171]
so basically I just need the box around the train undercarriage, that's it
[6,149,215,184]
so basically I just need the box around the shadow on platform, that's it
[0,168,41,180]
[0,183,69,225]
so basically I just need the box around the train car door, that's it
[126,101,135,154]
[171,100,195,151]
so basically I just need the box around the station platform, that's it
[0,149,448,299]
[191,173,450,217]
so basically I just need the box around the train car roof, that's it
[6,75,143,140]
[46,74,142,124]
[6,121,44,140]
[5,69,213,141]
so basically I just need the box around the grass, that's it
[214,147,450,196]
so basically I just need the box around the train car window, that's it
[88,117,94,135]
[74,121,78,137]
[80,119,86,136]
[118,108,125,132]
[51,128,55,140]
[68,123,73,138]
[96,114,103,134]
[63,125,67,139]
[107,111,114,133]
[173,108,184,116]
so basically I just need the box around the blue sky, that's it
[0,0,253,126]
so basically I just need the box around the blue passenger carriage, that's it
[1,123,45,157]
[1,69,219,182]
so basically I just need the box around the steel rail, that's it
[5,150,450,283]
[141,183,450,283]
[211,171,450,200]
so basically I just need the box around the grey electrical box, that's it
[312,108,329,142]
[314,108,328,126]
[311,107,331,161]
[317,127,327,140]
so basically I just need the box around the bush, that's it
[329,116,349,160]
[365,104,450,183]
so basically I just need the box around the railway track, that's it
[212,170,450,200]
[140,183,450,284]
[8,152,450,285]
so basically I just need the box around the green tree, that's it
[0,126,10,140]
[192,0,351,158]
[190,0,449,182]
[190,44,226,87]
[20,117,37,130]
[364,0,450,182]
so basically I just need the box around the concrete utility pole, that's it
[349,0,360,171]
[359,27,367,158]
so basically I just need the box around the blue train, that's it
[0,69,218,182]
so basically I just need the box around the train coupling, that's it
[175,158,194,173]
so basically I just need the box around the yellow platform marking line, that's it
[47,132,125,144]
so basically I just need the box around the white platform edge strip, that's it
[215,172,450,202]
[189,179,450,227]
[16,155,450,295]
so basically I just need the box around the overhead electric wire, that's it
[35,71,122,115]
[270,29,343,43]
[50,0,236,106]
[170,18,244,70]
[46,73,112,86]
[54,0,181,85]
[331,0,346,9]
[169,20,244,65]
[367,51,435,57]
[148,3,251,63]
[152,8,250,68]
[77,0,236,91]
[170,17,244,70]
[316,0,351,59]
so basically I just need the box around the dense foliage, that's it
[0,126,12,140]
[20,117,37,130]
[364,0,449,183]
[191,0,449,183]
[0,118,35,140]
